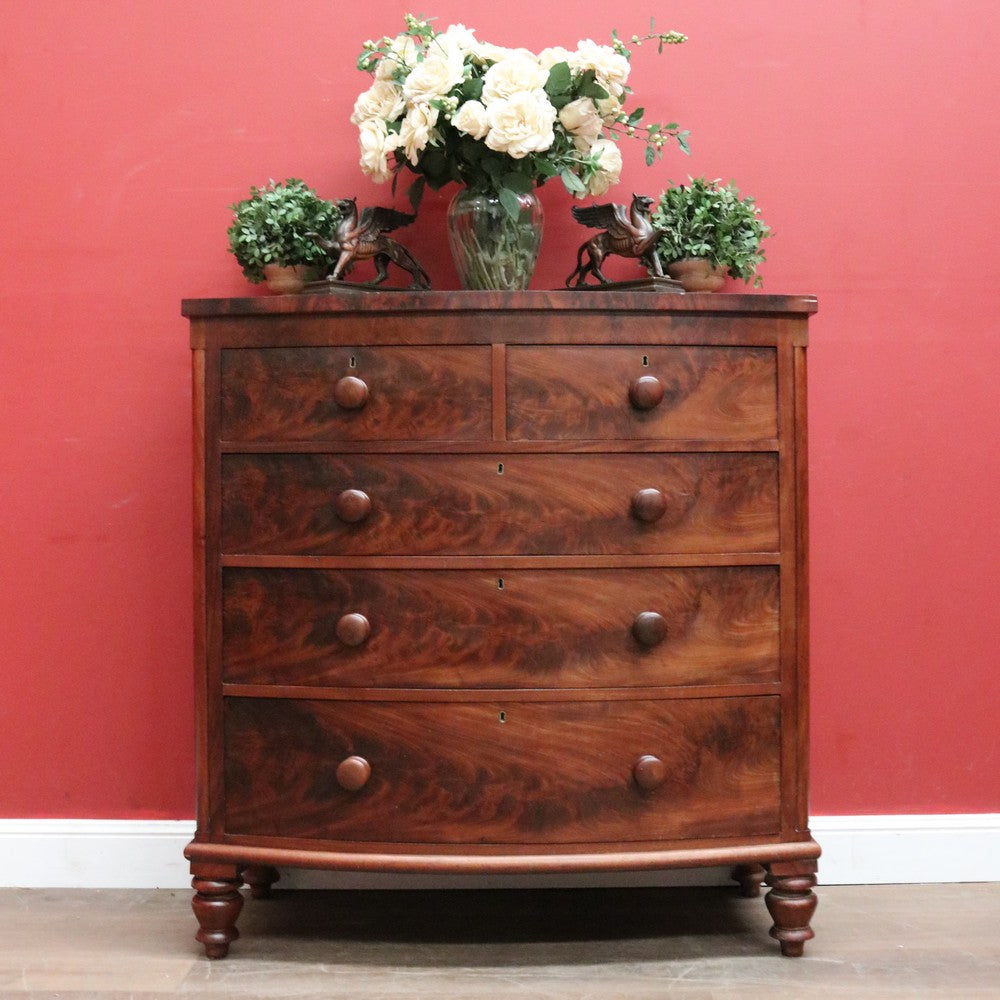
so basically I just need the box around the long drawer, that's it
[223,696,782,844]
[222,566,780,689]
[220,346,493,442]
[506,346,778,441]
[220,452,779,556]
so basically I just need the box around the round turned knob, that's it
[334,375,369,411]
[336,755,371,792]
[634,754,668,792]
[335,489,371,523]
[629,375,665,411]
[631,488,668,524]
[336,612,370,647]
[632,611,668,647]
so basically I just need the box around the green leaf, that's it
[545,61,572,99]
[498,186,523,222]
[560,169,586,195]
[501,171,534,194]
[462,76,484,101]
[627,107,644,125]
[407,176,426,213]
[645,146,655,167]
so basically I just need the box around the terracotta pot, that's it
[262,264,312,294]
[666,258,728,292]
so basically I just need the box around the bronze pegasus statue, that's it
[565,193,664,287]
[310,198,431,289]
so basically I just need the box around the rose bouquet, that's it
[351,14,688,287]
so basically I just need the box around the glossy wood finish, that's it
[220,452,779,556]
[185,291,818,959]
[220,566,780,689]
[221,346,492,442]
[507,346,777,441]
[223,696,781,844]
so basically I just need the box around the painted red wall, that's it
[2,2,997,818]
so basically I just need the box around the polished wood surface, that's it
[506,346,777,441]
[222,696,781,844]
[220,452,779,556]
[220,566,780,689]
[186,291,817,958]
[221,346,492,442]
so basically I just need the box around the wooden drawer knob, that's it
[336,755,371,792]
[632,611,668,647]
[631,488,668,524]
[629,375,665,411]
[334,375,369,410]
[335,489,371,523]
[634,754,667,792]
[336,613,370,647]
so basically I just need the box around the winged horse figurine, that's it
[310,198,431,289]
[565,194,665,287]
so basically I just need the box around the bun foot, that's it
[764,865,818,958]
[191,866,244,959]
[731,863,767,898]
[242,864,280,900]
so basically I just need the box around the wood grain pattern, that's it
[220,452,779,556]
[507,346,777,441]
[221,566,780,689]
[223,696,781,844]
[220,346,491,442]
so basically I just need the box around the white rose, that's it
[402,49,466,103]
[484,92,557,159]
[350,80,406,125]
[432,23,478,59]
[472,41,517,65]
[537,46,573,71]
[558,97,603,148]
[583,137,623,197]
[571,39,631,100]
[452,99,489,139]
[399,102,440,165]
[375,33,418,80]
[358,119,402,183]
[482,55,549,104]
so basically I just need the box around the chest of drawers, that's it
[183,290,819,959]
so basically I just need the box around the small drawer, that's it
[223,696,781,844]
[220,346,492,442]
[220,452,779,556]
[506,346,777,441]
[222,566,779,689]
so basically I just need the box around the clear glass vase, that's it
[446,188,543,290]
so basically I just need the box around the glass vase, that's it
[446,188,543,290]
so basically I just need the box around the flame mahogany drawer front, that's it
[185,292,819,960]
[222,696,782,845]
[221,566,780,689]
[220,452,779,556]
[220,345,493,442]
[506,346,778,441]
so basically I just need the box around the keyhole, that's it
[497,578,504,590]
[349,355,357,368]
[497,462,504,475]
[498,711,507,723]
[642,355,649,367]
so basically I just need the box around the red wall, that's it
[2,2,997,818]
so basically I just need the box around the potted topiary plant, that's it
[650,176,771,290]
[227,179,342,293]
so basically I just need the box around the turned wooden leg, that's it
[764,862,818,957]
[242,864,280,899]
[191,864,244,959]
[731,863,767,898]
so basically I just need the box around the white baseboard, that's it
[1,815,997,889]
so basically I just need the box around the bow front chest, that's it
[183,290,819,958]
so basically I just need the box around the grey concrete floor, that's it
[0,883,998,997]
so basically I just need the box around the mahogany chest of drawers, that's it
[183,290,819,958]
